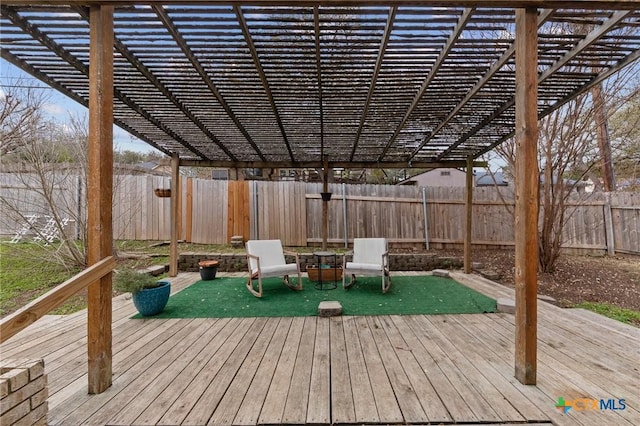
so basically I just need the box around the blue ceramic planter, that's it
[132,281,171,316]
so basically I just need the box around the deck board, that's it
[256,316,303,424]
[353,316,404,423]
[2,272,639,426]
[368,315,428,423]
[281,316,315,424]
[306,315,330,424]
[329,316,356,423]
[342,316,379,423]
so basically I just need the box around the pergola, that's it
[1,0,639,396]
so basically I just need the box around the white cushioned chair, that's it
[343,238,391,293]
[246,239,303,298]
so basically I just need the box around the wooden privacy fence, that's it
[1,174,639,254]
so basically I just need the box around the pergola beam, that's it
[476,46,640,157]
[349,6,396,161]
[429,8,553,161]
[235,5,295,161]
[153,4,264,162]
[0,5,205,159]
[177,159,488,169]
[77,6,235,161]
[436,8,632,160]
[378,7,474,161]
[314,6,326,159]
[3,1,638,10]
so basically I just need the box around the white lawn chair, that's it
[343,238,391,293]
[246,239,303,298]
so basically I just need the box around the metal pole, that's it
[342,182,348,248]
[422,186,429,250]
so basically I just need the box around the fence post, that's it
[604,192,615,255]
[422,186,429,250]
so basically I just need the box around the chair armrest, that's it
[343,250,354,268]
[283,250,301,269]
[247,253,260,274]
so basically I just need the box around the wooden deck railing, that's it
[0,256,116,343]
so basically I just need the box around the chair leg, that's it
[247,274,263,298]
[343,273,356,289]
[283,273,303,291]
[382,270,391,293]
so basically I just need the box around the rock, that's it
[318,301,342,317]
[472,262,484,270]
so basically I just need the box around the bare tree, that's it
[1,113,88,269]
[0,80,49,156]
[494,66,639,272]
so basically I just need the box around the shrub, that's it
[113,269,160,295]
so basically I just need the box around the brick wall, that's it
[179,252,462,273]
[0,360,47,426]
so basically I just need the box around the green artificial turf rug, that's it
[135,275,496,318]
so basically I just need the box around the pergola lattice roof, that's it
[1,2,639,167]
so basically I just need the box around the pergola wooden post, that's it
[464,155,473,273]
[86,4,114,394]
[514,6,540,385]
[169,152,180,277]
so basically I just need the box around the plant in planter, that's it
[113,269,171,317]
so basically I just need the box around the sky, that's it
[0,59,160,155]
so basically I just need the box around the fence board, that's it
[1,174,638,255]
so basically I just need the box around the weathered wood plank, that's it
[208,318,285,425]
[368,316,427,423]
[132,318,240,425]
[487,314,638,426]
[181,317,271,425]
[341,316,378,423]
[107,318,229,425]
[55,319,197,424]
[86,320,213,425]
[257,317,305,424]
[329,317,356,423]
[157,317,260,425]
[231,317,293,425]
[385,316,452,423]
[282,317,316,424]
[405,315,500,422]
[306,317,330,424]
[423,315,525,422]
[353,316,403,423]
[391,314,480,422]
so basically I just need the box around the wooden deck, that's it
[2,272,638,426]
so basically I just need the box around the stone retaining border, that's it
[179,252,462,273]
